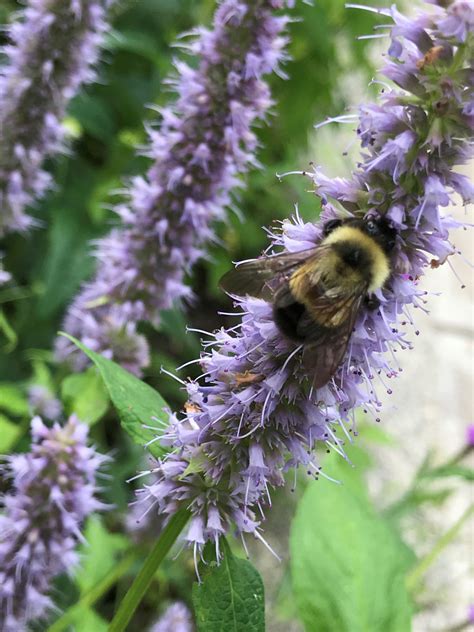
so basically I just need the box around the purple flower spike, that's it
[150,602,194,632]
[469,604,474,623]
[136,1,473,557]
[0,0,108,236]
[57,0,292,376]
[0,262,11,286]
[27,385,63,419]
[0,415,107,630]
[466,425,474,447]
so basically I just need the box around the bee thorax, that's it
[323,227,391,292]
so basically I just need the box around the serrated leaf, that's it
[290,452,415,632]
[61,367,109,425]
[60,333,170,458]
[193,539,265,632]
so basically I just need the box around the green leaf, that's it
[61,368,109,425]
[76,516,128,594]
[0,383,29,416]
[57,518,129,632]
[358,423,395,446]
[0,308,17,352]
[0,284,34,306]
[68,93,117,142]
[48,553,136,632]
[69,608,108,632]
[105,29,161,63]
[59,334,170,458]
[0,414,23,452]
[290,453,415,632]
[30,359,55,391]
[193,539,265,632]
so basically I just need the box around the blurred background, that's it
[0,1,472,630]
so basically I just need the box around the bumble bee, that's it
[219,215,397,389]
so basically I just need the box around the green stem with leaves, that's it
[108,508,191,632]
[406,504,473,592]
[48,552,137,632]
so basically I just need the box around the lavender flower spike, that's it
[0,0,108,236]
[28,384,63,419]
[0,415,107,630]
[0,261,11,286]
[150,602,194,632]
[137,0,473,558]
[57,0,292,375]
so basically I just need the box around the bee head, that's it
[322,215,397,254]
[362,215,397,253]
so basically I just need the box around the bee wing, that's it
[219,247,320,300]
[297,286,366,389]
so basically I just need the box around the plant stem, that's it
[429,446,473,473]
[48,552,136,632]
[406,504,473,592]
[108,508,191,632]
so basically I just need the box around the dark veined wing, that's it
[297,284,366,389]
[219,247,320,300]
[298,277,366,331]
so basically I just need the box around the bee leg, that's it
[365,295,380,311]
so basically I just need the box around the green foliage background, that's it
[0,0,379,385]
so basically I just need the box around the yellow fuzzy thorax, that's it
[322,225,390,292]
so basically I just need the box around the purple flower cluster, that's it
[469,604,474,624]
[0,262,11,286]
[56,0,292,375]
[0,415,106,630]
[27,384,63,419]
[150,602,194,632]
[466,424,474,447]
[136,0,473,556]
[0,0,107,236]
